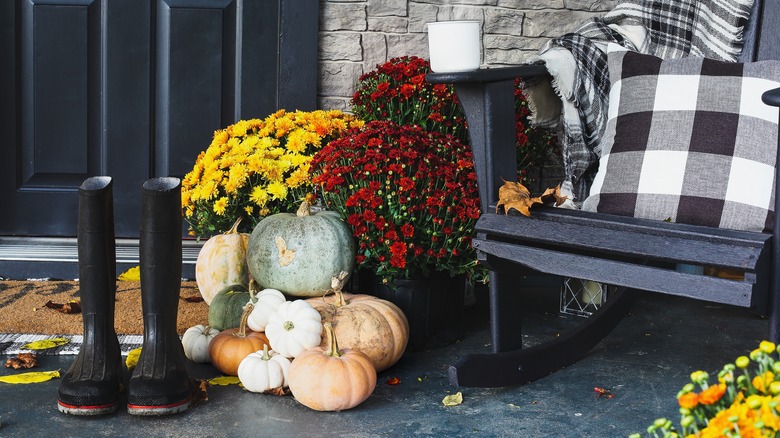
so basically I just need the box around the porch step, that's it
[0,237,202,280]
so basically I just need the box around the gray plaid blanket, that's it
[527,0,755,203]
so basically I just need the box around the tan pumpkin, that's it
[306,272,409,372]
[208,302,270,376]
[196,218,251,304]
[287,322,376,411]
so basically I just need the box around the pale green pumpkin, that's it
[246,201,356,297]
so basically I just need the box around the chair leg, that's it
[489,270,525,352]
[449,285,638,388]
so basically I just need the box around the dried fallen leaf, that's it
[118,266,141,281]
[263,386,291,396]
[43,300,82,314]
[23,338,69,350]
[191,379,209,406]
[594,387,615,399]
[182,295,204,303]
[496,181,567,217]
[0,369,60,384]
[125,347,142,370]
[386,377,401,386]
[4,353,38,369]
[442,391,463,407]
[208,375,241,386]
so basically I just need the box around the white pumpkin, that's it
[265,300,322,358]
[182,324,220,363]
[247,288,286,332]
[237,344,292,393]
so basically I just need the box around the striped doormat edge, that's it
[0,333,143,356]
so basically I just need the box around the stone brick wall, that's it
[317,0,619,111]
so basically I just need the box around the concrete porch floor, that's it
[0,288,767,437]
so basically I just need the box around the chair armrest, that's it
[763,87,780,107]
[426,64,548,85]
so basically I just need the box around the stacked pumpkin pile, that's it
[185,201,410,411]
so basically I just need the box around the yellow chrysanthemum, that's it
[286,165,310,188]
[227,119,249,138]
[224,163,249,195]
[213,197,229,216]
[267,181,288,200]
[284,129,309,153]
[250,186,269,207]
[213,130,230,146]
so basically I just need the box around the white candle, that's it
[426,21,481,73]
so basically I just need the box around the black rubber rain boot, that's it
[127,177,192,415]
[57,176,121,416]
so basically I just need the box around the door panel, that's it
[156,0,235,178]
[0,0,319,239]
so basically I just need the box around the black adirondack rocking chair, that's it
[427,0,780,388]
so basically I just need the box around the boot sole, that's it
[127,397,191,416]
[57,400,118,416]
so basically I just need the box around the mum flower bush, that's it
[309,120,481,284]
[350,56,558,186]
[181,110,362,238]
[633,340,780,438]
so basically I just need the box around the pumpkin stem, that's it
[296,200,311,217]
[237,302,254,337]
[261,344,271,361]
[227,217,243,234]
[323,322,341,358]
[330,271,350,307]
[283,320,295,331]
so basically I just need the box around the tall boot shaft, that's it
[139,176,182,329]
[78,176,116,319]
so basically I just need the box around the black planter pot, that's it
[357,270,465,350]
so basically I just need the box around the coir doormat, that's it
[0,280,209,338]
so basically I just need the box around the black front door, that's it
[0,0,317,238]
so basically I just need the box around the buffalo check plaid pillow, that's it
[582,47,780,232]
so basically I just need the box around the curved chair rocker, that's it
[428,0,780,388]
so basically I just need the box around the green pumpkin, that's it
[208,284,251,331]
[246,201,356,297]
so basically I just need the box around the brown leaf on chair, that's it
[4,353,39,369]
[538,184,568,207]
[43,300,82,314]
[496,180,539,217]
[496,181,567,217]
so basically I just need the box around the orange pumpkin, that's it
[209,303,269,376]
[196,218,251,304]
[288,322,376,411]
[306,273,409,372]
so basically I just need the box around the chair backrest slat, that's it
[742,0,780,62]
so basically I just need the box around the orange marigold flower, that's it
[752,371,774,394]
[699,383,727,405]
[677,392,699,409]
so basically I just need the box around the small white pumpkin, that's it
[182,324,220,363]
[265,300,322,358]
[247,288,286,332]
[237,344,292,393]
